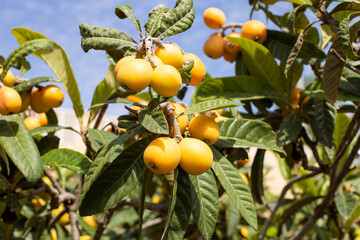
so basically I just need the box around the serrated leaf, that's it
[182,99,241,116]
[0,115,42,182]
[263,30,326,65]
[79,135,156,216]
[307,99,336,148]
[13,77,61,93]
[88,65,119,124]
[79,23,137,52]
[166,169,192,240]
[231,37,285,96]
[190,170,218,240]
[12,27,84,120]
[42,148,91,174]
[338,14,360,61]
[157,0,195,39]
[250,149,265,204]
[30,125,75,136]
[215,118,285,154]
[335,190,356,218]
[0,39,54,81]
[145,4,170,36]
[138,100,168,134]
[115,4,142,35]
[195,76,288,103]
[323,41,344,105]
[211,148,257,230]
[87,129,118,152]
[284,20,319,77]
[276,115,302,147]
[80,135,128,211]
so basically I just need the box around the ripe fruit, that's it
[114,55,136,77]
[179,138,213,175]
[50,229,57,240]
[240,228,249,238]
[183,53,206,86]
[39,112,48,126]
[151,65,182,97]
[40,85,64,108]
[31,198,46,212]
[151,56,164,68]
[224,32,241,54]
[204,33,225,59]
[30,88,50,113]
[23,116,41,130]
[241,20,267,44]
[83,216,98,228]
[126,95,148,111]
[291,88,309,109]
[203,7,226,29]
[20,91,31,112]
[51,204,70,226]
[79,236,92,240]
[155,43,184,69]
[0,69,15,87]
[171,103,188,135]
[223,50,238,63]
[188,115,220,145]
[117,59,153,92]
[143,137,181,174]
[0,87,22,115]
[237,158,249,165]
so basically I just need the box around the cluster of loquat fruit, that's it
[114,42,206,97]
[0,68,64,130]
[143,108,222,176]
[202,7,267,62]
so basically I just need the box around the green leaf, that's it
[79,23,137,52]
[195,76,288,103]
[345,204,360,231]
[320,24,334,50]
[88,65,119,124]
[115,4,142,35]
[338,68,360,102]
[37,135,60,156]
[0,115,42,182]
[276,115,302,147]
[80,135,128,212]
[157,0,195,39]
[307,99,336,148]
[30,125,75,136]
[0,39,54,80]
[79,135,157,216]
[166,169,192,240]
[87,129,118,152]
[138,169,153,239]
[338,16,360,61]
[144,4,171,36]
[42,148,91,174]
[215,118,285,154]
[138,100,168,134]
[330,2,360,21]
[12,27,84,120]
[182,99,241,116]
[231,37,285,96]
[334,190,356,218]
[211,148,257,230]
[250,149,265,204]
[263,30,326,65]
[224,199,241,237]
[13,77,61,93]
[190,170,218,240]
[89,97,145,110]
[323,41,344,105]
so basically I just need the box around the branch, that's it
[160,102,183,143]
[67,175,84,240]
[93,199,168,240]
[259,170,322,240]
[300,128,326,170]
[330,48,360,75]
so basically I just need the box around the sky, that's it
[0,0,294,119]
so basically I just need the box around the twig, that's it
[330,48,360,75]
[67,174,84,240]
[219,23,244,36]
[93,104,108,130]
[297,138,321,172]
[259,170,322,240]
[44,170,65,194]
[160,102,183,142]
[300,129,326,170]
[93,199,168,240]
[47,208,67,230]
[17,186,46,199]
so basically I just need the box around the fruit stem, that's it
[160,102,183,143]
[219,23,244,36]
[136,33,164,68]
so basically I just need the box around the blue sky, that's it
[0,0,293,118]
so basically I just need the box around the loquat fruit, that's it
[188,115,220,145]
